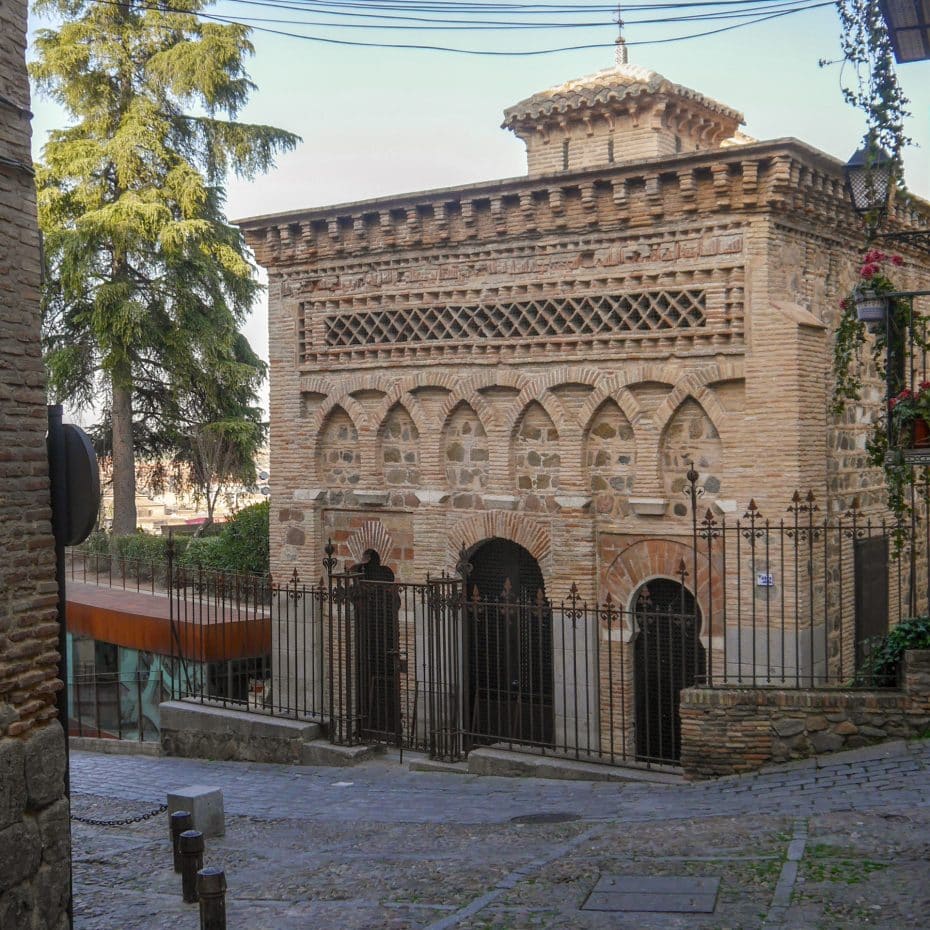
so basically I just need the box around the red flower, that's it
[920,381,930,391]
[860,264,879,279]
[891,255,904,266]
[839,298,850,310]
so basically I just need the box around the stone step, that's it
[299,740,383,766]
[159,700,321,763]
[466,747,684,784]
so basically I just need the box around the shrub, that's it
[111,532,171,565]
[858,615,930,686]
[83,529,110,558]
[178,502,269,576]
[178,536,225,572]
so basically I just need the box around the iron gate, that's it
[632,579,704,764]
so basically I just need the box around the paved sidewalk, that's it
[70,741,930,929]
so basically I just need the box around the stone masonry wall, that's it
[680,650,930,780]
[0,1,72,926]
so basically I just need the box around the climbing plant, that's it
[832,0,912,193]
[833,250,930,536]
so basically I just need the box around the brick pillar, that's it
[0,1,73,925]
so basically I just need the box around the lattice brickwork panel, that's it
[322,289,706,350]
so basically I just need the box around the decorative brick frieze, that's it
[322,286,708,351]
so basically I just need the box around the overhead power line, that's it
[211,0,823,29]
[87,0,831,55]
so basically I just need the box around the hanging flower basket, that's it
[854,289,887,324]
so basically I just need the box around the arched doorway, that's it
[465,538,553,747]
[352,550,399,742]
[632,577,706,764]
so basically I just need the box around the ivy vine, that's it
[832,0,912,190]
[832,252,929,544]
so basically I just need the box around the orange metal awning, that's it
[66,582,271,661]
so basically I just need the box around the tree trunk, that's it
[110,375,137,535]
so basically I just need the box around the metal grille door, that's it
[633,580,704,764]
[465,539,553,748]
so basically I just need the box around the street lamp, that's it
[844,144,894,218]
[844,145,930,249]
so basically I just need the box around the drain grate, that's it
[510,812,582,825]
[582,875,720,913]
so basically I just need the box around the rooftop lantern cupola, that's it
[502,20,745,176]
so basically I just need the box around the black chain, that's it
[71,802,168,827]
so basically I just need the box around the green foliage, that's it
[857,615,930,686]
[178,535,225,571]
[31,0,299,530]
[108,531,188,564]
[179,501,268,575]
[83,528,110,558]
[832,252,930,541]
[833,0,912,190]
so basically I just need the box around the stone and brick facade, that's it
[0,1,72,925]
[240,56,930,763]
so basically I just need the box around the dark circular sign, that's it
[62,423,100,546]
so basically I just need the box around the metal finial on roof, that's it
[614,3,629,66]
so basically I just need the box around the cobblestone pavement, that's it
[70,740,930,930]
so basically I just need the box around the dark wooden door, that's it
[465,539,553,747]
[854,535,889,674]
[633,579,704,764]
[354,553,400,743]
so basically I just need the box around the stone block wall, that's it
[680,650,930,779]
[0,0,72,926]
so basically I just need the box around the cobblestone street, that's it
[70,741,930,930]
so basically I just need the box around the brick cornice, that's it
[238,138,930,270]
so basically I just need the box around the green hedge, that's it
[76,503,269,577]
[177,502,269,576]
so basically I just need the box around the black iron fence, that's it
[64,477,930,766]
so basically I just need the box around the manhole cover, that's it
[510,812,582,824]
[582,875,720,913]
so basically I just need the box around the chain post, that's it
[170,810,193,872]
[179,830,205,903]
[197,867,227,930]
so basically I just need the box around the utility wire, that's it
[195,0,832,53]
[87,0,831,55]
[220,0,818,20]
[210,0,820,29]
[211,0,819,27]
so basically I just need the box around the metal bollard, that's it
[170,810,193,873]
[179,830,204,903]
[197,866,227,930]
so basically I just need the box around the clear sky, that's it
[28,4,930,413]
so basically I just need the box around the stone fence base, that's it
[680,650,930,779]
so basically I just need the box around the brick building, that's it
[0,0,72,925]
[241,51,930,763]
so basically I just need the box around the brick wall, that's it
[680,650,930,779]
[0,1,72,926]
